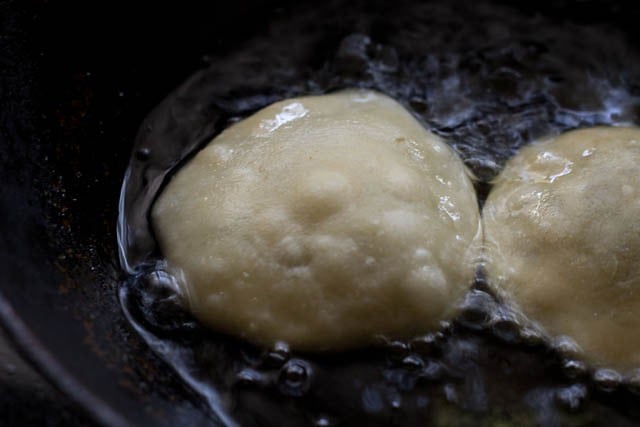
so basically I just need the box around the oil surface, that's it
[118,1,640,425]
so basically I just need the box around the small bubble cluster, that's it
[128,267,198,337]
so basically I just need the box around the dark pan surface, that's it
[0,1,287,425]
[2,1,640,426]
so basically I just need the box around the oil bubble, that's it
[593,368,622,392]
[555,384,588,412]
[278,359,312,397]
[135,147,151,161]
[488,309,521,343]
[400,355,424,371]
[561,359,588,380]
[387,340,410,360]
[457,289,496,330]
[623,370,640,396]
[235,368,266,387]
[314,417,332,427]
[410,333,444,357]
[551,336,583,359]
[419,361,445,383]
[134,270,196,335]
[262,341,291,368]
[519,327,545,347]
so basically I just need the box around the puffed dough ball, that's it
[152,90,480,351]
[484,126,640,371]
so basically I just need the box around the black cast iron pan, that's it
[0,1,284,425]
[2,1,640,426]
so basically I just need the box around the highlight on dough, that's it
[483,126,640,372]
[152,89,481,351]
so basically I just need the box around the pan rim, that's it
[0,290,132,427]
